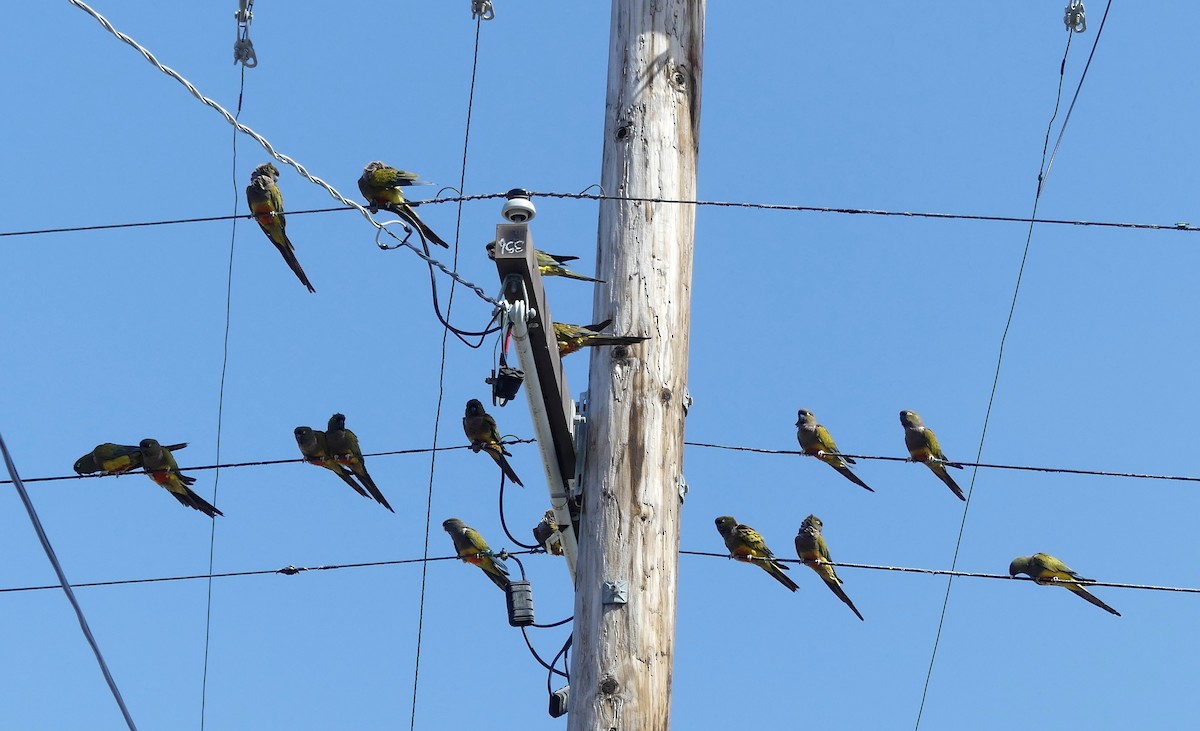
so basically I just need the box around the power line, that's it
[682,441,1200,484]
[6,193,1198,240]
[4,438,536,485]
[0,551,544,595]
[65,0,501,309]
[679,550,1200,595]
[917,7,1112,726]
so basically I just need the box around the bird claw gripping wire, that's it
[472,0,495,21]
[1064,0,1086,33]
[233,0,257,67]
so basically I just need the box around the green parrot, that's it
[73,441,187,475]
[899,409,965,501]
[485,242,606,283]
[246,162,317,293]
[532,508,564,556]
[325,414,394,512]
[714,515,799,592]
[795,409,873,492]
[357,161,448,248]
[138,439,222,517]
[794,515,864,620]
[443,518,511,590]
[1009,553,1121,616]
[463,399,523,486]
[294,426,370,499]
[554,319,649,358]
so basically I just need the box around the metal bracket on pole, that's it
[601,580,628,605]
[494,219,582,583]
[677,474,689,503]
[570,392,588,501]
[1064,0,1086,33]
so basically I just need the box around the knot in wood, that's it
[600,675,620,695]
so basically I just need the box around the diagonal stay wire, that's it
[916,7,1112,726]
[0,434,139,730]
[409,15,487,731]
[65,0,500,308]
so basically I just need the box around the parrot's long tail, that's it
[487,565,512,591]
[824,579,865,621]
[328,464,369,497]
[585,335,651,348]
[555,268,606,284]
[490,450,524,487]
[929,464,966,501]
[389,204,449,248]
[831,463,874,492]
[184,487,223,518]
[354,467,395,512]
[279,248,316,293]
[764,561,800,592]
[1071,586,1121,616]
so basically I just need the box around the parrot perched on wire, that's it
[794,409,873,492]
[714,516,798,592]
[554,320,649,358]
[137,439,222,517]
[533,508,564,556]
[73,441,187,475]
[899,409,965,501]
[443,518,511,591]
[325,414,393,512]
[357,161,448,248]
[294,426,371,500]
[794,515,864,620]
[485,242,605,283]
[463,399,523,486]
[1008,553,1121,616]
[245,162,317,293]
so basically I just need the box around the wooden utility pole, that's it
[568,2,704,729]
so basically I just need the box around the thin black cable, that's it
[2,438,537,485]
[530,615,574,630]
[499,472,541,550]
[0,551,542,594]
[522,626,569,680]
[0,435,139,730]
[410,17,486,731]
[680,550,1200,593]
[547,634,573,694]
[17,436,1197,487]
[7,193,1199,239]
[915,14,1109,725]
[200,64,245,731]
[680,442,1200,483]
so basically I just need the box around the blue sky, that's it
[3,2,1199,729]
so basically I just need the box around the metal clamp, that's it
[571,393,589,500]
[472,0,496,21]
[233,0,258,67]
[1064,1,1086,33]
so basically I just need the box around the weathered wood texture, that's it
[568,2,704,730]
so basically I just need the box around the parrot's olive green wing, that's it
[734,525,773,559]
[367,166,422,188]
[537,251,579,265]
[813,425,840,454]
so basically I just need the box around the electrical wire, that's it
[65,0,501,309]
[498,471,542,550]
[681,442,1200,484]
[0,551,542,594]
[916,9,1112,726]
[5,438,536,485]
[200,60,246,731]
[680,550,1200,594]
[8,192,1199,240]
[521,626,570,680]
[409,14,488,731]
